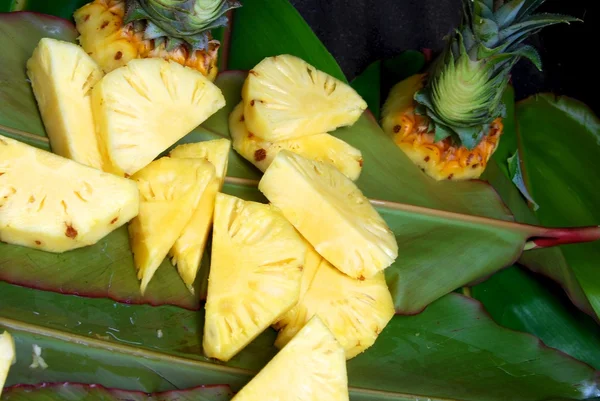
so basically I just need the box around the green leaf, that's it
[349,60,381,119]
[508,150,539,210]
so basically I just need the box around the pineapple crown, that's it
[125,0,242,51]
[414,0,580,149]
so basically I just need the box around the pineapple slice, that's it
[0,135,139,253]
[275,258,395,359]
[229,103,363,180]
[91,58,225,176]
[128,157,216,294]
[259,151,398,280]
[26,38,105,169]
[0,331,16,397]
[231,316,349,401]
[168,139,231,292]
[242,55,367,141]
[203,193,306,362]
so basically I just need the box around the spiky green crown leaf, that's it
[414,0,579,149]
[125,0,242,51]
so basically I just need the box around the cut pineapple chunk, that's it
[91,58,225,176]
[275,258,394,359]
[203,193,306,362]
[168,139,231,292]
[128,157,215,294]
[231,316,349,401]
[229,103,363,180]
[259,151,398,280]
[0,135,139,253]
[0,331,16,397]
[242,54,367,141]
[26,38,105,169]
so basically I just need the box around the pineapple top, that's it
[414,0,579,149]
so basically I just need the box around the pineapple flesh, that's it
[275,256,395,359]
[203,193,306,362]
[26,38,105,170]
[229,103,363,180]
[242,55,367,141]
[259,151,398,280]
[0,331,16,397]
[168,139,231,293]
[0,135,139,253]
[128,157,216,294]
[231,316,349,401]
[91,58,225,176]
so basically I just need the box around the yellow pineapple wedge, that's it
[0,135,139,253]
[231,316,349,401]
[275,257,394,359]
[26,38,105,169]
[242,55,367,141]
[91,58,225,176]
[259,151,398,280]
[229,103,363,180]
[0,331,16,397]
[168,139,231,293]
[128,157,216,294]
[203,193,306,362]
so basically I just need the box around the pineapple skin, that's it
[0,331,16,397]
[229,103,363,180]
[73,0,219,80]
[259,151,398,280]
[382,75,503,181]
[0,135,139,253]
[26,38,105,170]
[231,316,349,401]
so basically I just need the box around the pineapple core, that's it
[229,103,363,180]
[27,38,105,170]
[0,331,16,397]
[231,316,349,401]
[259,151,398,280]
[203,193,306,362]
[0,135,139,253]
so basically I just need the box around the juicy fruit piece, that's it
[203,193,306,362]
[382,74,502,181]
[275,257,395,359]
[229,103,363,180]
[91,58,225,176]
[231,316,349,401]
[128,157,216,294]
[0,331,16,396]
[26,38,104,169]
[259,151,398,280]
[0,135,139,253]
[168,139,231,292]
[242,55,367,141]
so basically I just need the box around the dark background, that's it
[289,0,598,113]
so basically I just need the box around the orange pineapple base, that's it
[74,0,219,80]
[388,108,503,181]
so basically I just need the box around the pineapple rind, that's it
[26,38,105,170]
[231,316,349,401]
[0,135,139,253]
[259,151,398,280]
[229,103,363,180]
[0,331,16,397]
[203,193,306,362]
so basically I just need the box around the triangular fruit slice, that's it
[229,103,363,180]
[203,193,306,362]
[230,316,349,401]
[0,331,16,397]
[259,150,398,280]
[0,135,139,253]
[242,54,367,141]
[128,157,216,294]
[92,58,225,176]
[275,258,395,359]
[168,139,231,292]
[27,38,105,169]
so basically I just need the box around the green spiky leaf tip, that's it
[414,0,580,150]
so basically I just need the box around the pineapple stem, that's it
[524,226,600,250]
